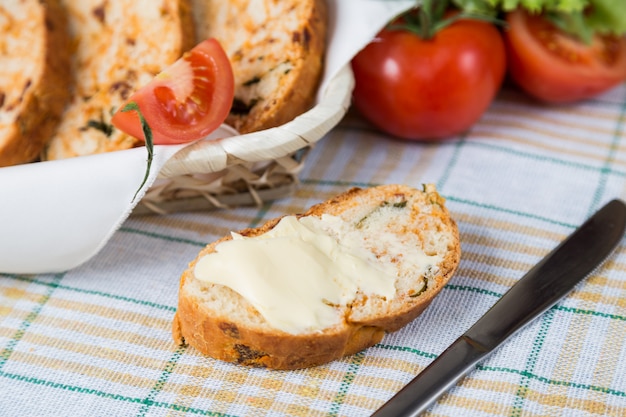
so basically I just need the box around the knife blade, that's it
[372,199,626,417]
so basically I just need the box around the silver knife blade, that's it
[372,199,626,417]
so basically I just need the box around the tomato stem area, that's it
[120,101,154,202]
[387,0,503,40]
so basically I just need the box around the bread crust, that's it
[191,0,327,134]
[0,0,71,167]
[173,184,461,369]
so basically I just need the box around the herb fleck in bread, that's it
[172,184,461,370]
[191,0,327,134]
[0,0,71,167]
[42,0,195,160]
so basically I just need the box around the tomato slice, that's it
[111,38,234,144]
[504,9,626,103]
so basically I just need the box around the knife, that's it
[372,199,626,417]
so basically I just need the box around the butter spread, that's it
[194,214,440,334]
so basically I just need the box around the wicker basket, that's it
[133,65,354,215]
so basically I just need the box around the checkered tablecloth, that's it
[2,82,626,416]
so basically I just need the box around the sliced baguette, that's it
[0,0,71,167]
[42,0,195,160]
[172,184,461,370]
[191,0,327,134]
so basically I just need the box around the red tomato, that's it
[111,38,234,144]
[503,9,626,103]
[350,16,506,140]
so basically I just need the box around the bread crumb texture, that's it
[0,0,71,166]
[173,184,461,369]
[191,0,327,133]
[42,0,194,160]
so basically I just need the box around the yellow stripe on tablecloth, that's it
[497,92,626,122]
[136,215,233,237]
[167,357,345,414]
[43,297,171,330]
[456,266,519,289]
[594,319,626,395]
[469,129,626,167]
[32,313,168,350]
[452,212,565,242]
[426,377,624,417]
[8,329,173,373]
[456,264,626,310]
[461,232,552,258]
[517,387,624,416]
[5,349,164,390]
[487,107,624,141]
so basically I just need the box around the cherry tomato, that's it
[111,38,234,144]
[350,15,506,140]
[503,9,626,103]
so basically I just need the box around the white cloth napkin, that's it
[0,0,416,273]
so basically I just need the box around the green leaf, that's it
[120,102,154,202]
[585,0,626,36]
[454,0,626,36]
[547,10,594,43]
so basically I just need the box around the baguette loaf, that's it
[42,0,195,160]
[0,0,71,167]
[191,0,327,134]
[172,184,460,370]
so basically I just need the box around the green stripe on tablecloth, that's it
[510,308,556,416]
[589,93,626,215]
[375,344,438,360]
[0,273,176,312]
[0,370,234,417]
[508,90,626,415]
[308,124,626,180]
[298,179,588,229]
[478,364,626,398]
[436,134,467,191]
[0,273,63,370]
[133,203,276,417]
[0,287,623,414]
[136,346,186,417]
[2,275,624,326]
[118,227,207,247]
[327,352,365,416]
[445,196,576,228]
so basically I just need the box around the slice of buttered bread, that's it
[0,0,71,167]
[42,0,195,160]
[191,0,327,134]
[173,184,461,370]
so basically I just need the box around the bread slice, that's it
[42,0,195,160]
[191,0,327,134]
[172,184,461,370]
[0,0,71,167]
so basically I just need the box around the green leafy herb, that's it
[356,198,408,229]
[452,0,626,41]
[243,76,261,86]
[230,97,259,115]
[119,102,153,202]
[85,119,114,137]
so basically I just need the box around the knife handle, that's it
[371,336,488,417]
